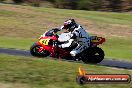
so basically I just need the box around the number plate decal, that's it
[92,36,105,45]
[39,39,50,45]
[92,37,102,43]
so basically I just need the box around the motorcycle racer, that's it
[30,19,105,63]
[59,19,90,60]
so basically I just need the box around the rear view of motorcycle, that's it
[30,32,105,64]
[81,36,105,63]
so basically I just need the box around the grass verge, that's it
[0,54,132,88]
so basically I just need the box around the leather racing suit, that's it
[61,24,90,56]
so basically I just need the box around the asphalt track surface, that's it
[0,48,132,70]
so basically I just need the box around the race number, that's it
[92,37,102,43]
[39,39,50,45]
[92,36,105,45]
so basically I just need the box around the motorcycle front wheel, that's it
[30,43,50,57]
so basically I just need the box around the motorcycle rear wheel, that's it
[30,43,50,57]
[82,47,104,64]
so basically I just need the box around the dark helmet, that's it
[63,19,76,32]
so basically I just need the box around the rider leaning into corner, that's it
[59,19,90,60]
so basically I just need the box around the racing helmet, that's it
[63,19,76,32]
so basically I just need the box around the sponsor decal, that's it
[76,67,131,85]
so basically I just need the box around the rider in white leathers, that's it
[60,19,90,59]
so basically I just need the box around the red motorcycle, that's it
[30,32,105,63]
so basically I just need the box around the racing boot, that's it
[72,54,81,61]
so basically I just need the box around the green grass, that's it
[0,37,36,50]
[101,37,132,61]
[0,54,132,88]
[0,10,17,15]
[0,3,132,62]
[37,8,132,25]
